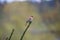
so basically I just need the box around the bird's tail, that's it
[25,21,28,26]
[25,23,27,26]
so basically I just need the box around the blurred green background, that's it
[0,0,60,40]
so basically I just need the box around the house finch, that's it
[25,16,33,26]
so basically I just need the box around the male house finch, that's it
[25,16,33,26]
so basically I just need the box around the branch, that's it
[20,22,32,40]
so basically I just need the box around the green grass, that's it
[0,2,60,40]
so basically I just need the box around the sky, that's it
[0,0,52,3]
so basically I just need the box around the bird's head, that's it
[31,16,33,17]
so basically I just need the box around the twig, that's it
[20,22,32,40]
[8,29,14,40]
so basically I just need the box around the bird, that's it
[25,16,33,26]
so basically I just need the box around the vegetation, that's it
[0,1,60,40]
